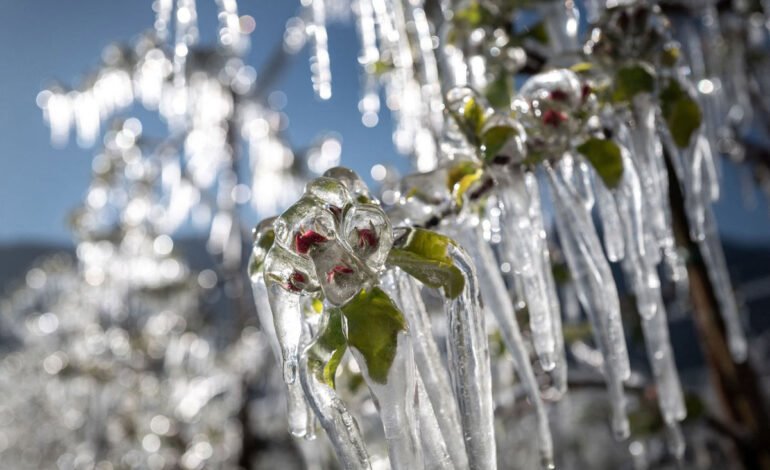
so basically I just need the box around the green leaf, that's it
[307,308,348,388]
[481,125,518,163]
[660,79,701,148]
[576,138,624,189]
[340,287,407,384]
[387,228,465,299]
[612,64,655,103]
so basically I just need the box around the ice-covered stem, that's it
[382,269,468,469]
[453,222,554,468]
[300,309,372,470]
[666,154,770,470]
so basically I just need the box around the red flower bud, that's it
[294,230,328,254]
[542,109,568,127]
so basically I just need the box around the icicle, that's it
[215,0,248,54]
[524,171,567,393]
[415,375,454,470]
[384,270,468,469]
[613,149,658,320]
[610,147,687,454]
[153,0,173,41]
[405,0,444,134]
[595,180,625,262]
[454,222,554,469]
[350,330,423,470]
[628,98,674,253]
[640,296,687,426]
[352,0,381,126]
[300,318,372,470]
[251,274,314,438]
[446,245,497,470]
[546,161,631,439]
[307,0,332,100]
[665,421,686,462]
[541,0,580,55]
[699,207,748,362]
[496,169,558,371]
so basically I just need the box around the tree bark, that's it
[667,155,770,469]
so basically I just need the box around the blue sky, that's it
[0,1,768,245]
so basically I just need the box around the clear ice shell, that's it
[307,240,373,307]
[324,167,372,200]
[273,197,338,255]
[341,203,393,270]
[305,176,354,210]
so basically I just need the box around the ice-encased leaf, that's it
[387,228,465,298]
[660,79,701,148]
[340,287,407,384]
[307,307,347,388]
[480,114,526,164]
[446,87,490,144]
[576,138,624,189]
[446,161,484,206]
[612,63,655,103]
